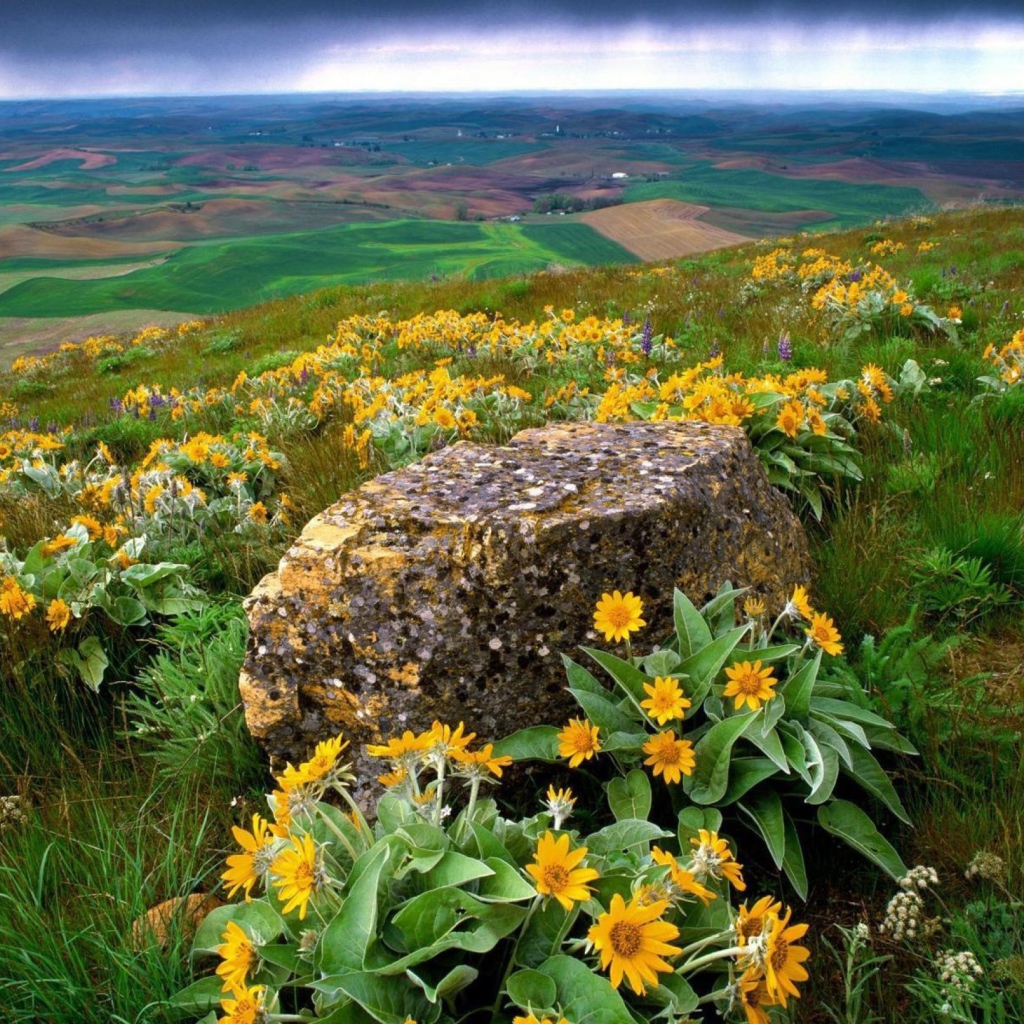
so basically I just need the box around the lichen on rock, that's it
[241,420,812,805]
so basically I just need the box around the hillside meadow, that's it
[0,205,1022,1023]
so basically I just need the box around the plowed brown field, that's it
[582,199,751,260]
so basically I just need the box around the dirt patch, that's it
[5,148,116,172]
[582,199,750,260]
[0,224,179,260]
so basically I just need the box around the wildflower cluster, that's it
[0,794,27,830]
[979,328,1024,391]
[879,866,941,941]
[187,718,805,1024]
[534,585,907,897]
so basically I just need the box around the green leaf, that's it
[720,758,780,805]
[700,583,748,635]
[406,965,478,1004]
[845,746,912,824]
[121,561,189,587]
[468,820,517,867]
[686,712,757,804]
[192,900,284,954]
[314,971,430,1024]
[561,655,606,695]
[58,635,109,693]
[492,726,560,762]
[778,648,821,721]
[607,769,652,822]
[570,688,639,736]
[811,697,898,731]
[585,818,672,855]
[394,822,449,875]
[673,587,712,659]
[420,851,494,890]
[807,742,840,805]
[740,722,789,774]
[679,624,751,694]
[644,970,700,1015]
[319,841,392,974]
[816,800,907,880]
[515,899,578,969]
[640,649,681,677]
[806,718,853,769]
[169,976,223,1013]
[781,809,808,900]
[105,594,149,626]
[728,644,801,666]
[476,857,536,902]
[581,647,650,704]
[537,954,637,1024]
[677,807,723,848]
[506,969,558,1014]
[737,790,786,868]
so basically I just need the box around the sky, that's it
[2,0,1024,99]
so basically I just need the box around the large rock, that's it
[240,421,811,801]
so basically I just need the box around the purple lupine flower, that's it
[849,270,863,283]
[640,317,654,357]
[46,421,57,434]
[622,309,631,327]
[778,331,792,361]
[300,368,310,385]
[150,391,165,407]
[109,397,123,414]
[29,416,39,431]
[148,407,157,421]
[709,340,721,359]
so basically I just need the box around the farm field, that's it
[1,92,1023,349]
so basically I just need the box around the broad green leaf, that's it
[59,635,109,693]
[811,697,898,731]
[561,655,606,695]
[537,954,637,1024]
[121,561,189,587]
[677,807,723,848]
[720,757,780,805]
[476,857,536,903]
[781,808,808,900]
[420,851,494,890]
[845,746,912,824]
[581,647,650,704]
[640,649,681,677]
[506,969,558,1014]
[726,644,800,666]
[700,583,747,636]
[492,726,560,762]
[607,769,652,822]
[738,790,786,868]
[806,718,853,769]
[861,724,918,756]
[319,842,392,974]
[813,712,870,751]
[570,688,639,736]
[778,648,821,721]
[406,965,478,1004]
[585,818,672,855]
[468,820,516,866]
[515,898,579,969]
[375,792,414,835]
[394,822,449,875]
[741,723,789,774]
[777,723,811,786]
[673,587,712,659]
[192,900,284,954]
[685,712,757,804]
[817,800,907,880]
[315,971,430,1024]
[105,595,148,626]
[761,693,787,735]
[679,624,751,693]
[807,742,840,805]
[169,976,223,1013]
[599,730,648,753]
[644,971,700,1015]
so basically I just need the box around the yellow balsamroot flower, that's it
[763,907,811,1008]
[365,729,432,763]
[271,832,323,920]
[425,720,477,760]
[525,830,599,911]
[640,676,691,726]
[0,576,35,621]
[449,743,513,778]
[735,895,783,946]
[775,399,804,439]
[557,718,602,768]
[46,598,72,633]
[513,1016,570,1024]
[248,502,268,525]
[277,736,349,789]
[218,983,266,1024]
[70,514,103,541]
[723,660,778,713]
[690,829,746,891]
[433,407,457,430]
[587,892,682,996]
[785,584,814,621]
[642,731,696,784]
[743,596,766,619]
[216,920,258,992]
[650,847,716,905]
[805,612,844,656]
[593,590,646,643]
[223,814,280,901]
[738,970,781,1024]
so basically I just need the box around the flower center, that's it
[295,862,315,890]
[606,605,631,628]
[770,938,790,971]
[738,915,764,940]
[655,743,681,766]
[736,668,762,694]
[542,865,570,892]
[610,920,643,958]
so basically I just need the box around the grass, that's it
[2,204,1024,1022]
[0,219,637,318]
[624,162,930,231]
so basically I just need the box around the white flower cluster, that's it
[899,864,939,891]
[935,949,984,992]
[965,850,1006,884]
[880,889,924,940]
[0,794,26,830]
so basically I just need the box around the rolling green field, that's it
[0,219,637,317]
[624,162,930,230]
